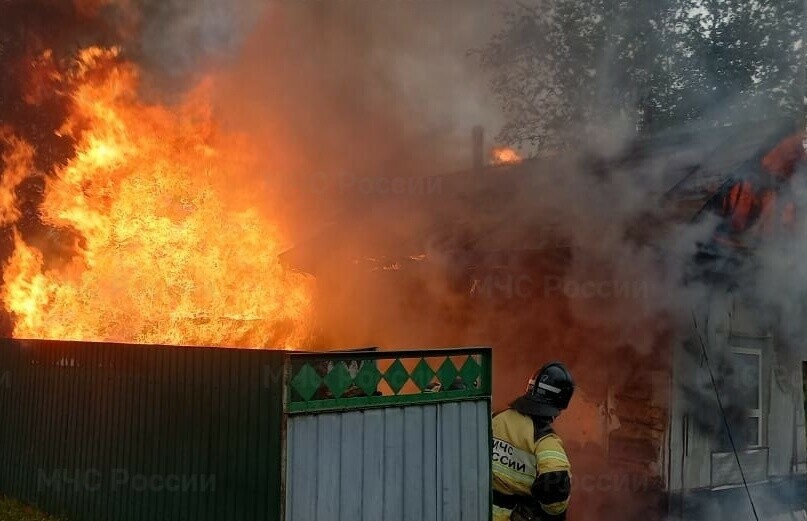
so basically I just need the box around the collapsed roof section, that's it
[283,117,799,276]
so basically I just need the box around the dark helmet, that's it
[510,361,575,417]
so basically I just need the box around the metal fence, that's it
[0,339,492,521]
[284,348,493,521]
[0,338,286,521]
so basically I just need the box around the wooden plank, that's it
[211,348,226,521]
[315,413,342,520]
[110,346,128,521]
[9,342,22,497]
[0,340,8,491]
[21,343,41,505]
[7,343,22,499]
[243,351,261,521]
[439,402,462,521]
[476,401,492,521]
[139,346,157,521]
[105,345,122,520]
[191,347,206,519]
[16,341,28,502]
[459,401,480,519]
[403,407,424,521]
[29,345,47,511]
[711,449,770,487]
[166,347,181,520]
[184,346,204,521]
[382,408,404,521]
[360,409,385,521]
[67,345,79,520]
[116,347,130,521]
[63,345,79,519]
[214,347,230,521]
[102,346,118,520]
[288,415,318,521]
[256,353,290,521]
[46,344,63,512]
[264,352,285,521]
[174,347,189,521]
[175,347,189,521]
[0,341,11,489]
[422,405,439,521]
[223,348,238,521]
[206,348,222,521]
[338,411,363,521]
[151,347,168,521]
[284,414,295,521]
[130,347,147,521]
[63,344,82,518]
[79,342,101,521]
[231,351,249,521]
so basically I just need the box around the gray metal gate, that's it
[282,348,493,521]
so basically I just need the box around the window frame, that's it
[729,346,763,448]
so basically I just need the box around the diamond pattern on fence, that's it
[285,348,491,414]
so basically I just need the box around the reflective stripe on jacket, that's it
[492,408,571,519]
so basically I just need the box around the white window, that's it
[722,347,763,448]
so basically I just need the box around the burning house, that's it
[664,121,807,519]
[283,121,807,520]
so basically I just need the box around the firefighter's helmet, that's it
[510,361,575,418]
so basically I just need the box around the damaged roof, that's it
[283,117,799,274]
[651,117,797,198]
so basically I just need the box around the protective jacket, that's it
[492,409,571,521]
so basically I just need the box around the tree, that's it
[480,0,680,152]
[481,0,805,155]
[677,0,803,123]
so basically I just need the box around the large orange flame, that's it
[1,47,314,348]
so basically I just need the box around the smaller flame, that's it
[490,146,522,165]
[717,179,796,238]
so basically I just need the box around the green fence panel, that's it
[285,347,492,414]
[0,339,286,521]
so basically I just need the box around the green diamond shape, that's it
[459,357,481,388]
[290,364,322,401]
[383,359,409,394]
[411,359,436,391]
[323,362,352,398]
[354,362,382,396]
[436,358,459,388]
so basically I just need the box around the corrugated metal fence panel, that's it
[285,400,491,521]
[0,338,286,521]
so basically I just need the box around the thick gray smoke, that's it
[202,5,804,520]
[85,0,267,77]
[136,0,266,75]
[38,1,807,519]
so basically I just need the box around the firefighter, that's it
[492,362,574,521]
